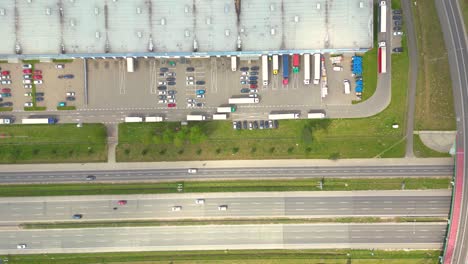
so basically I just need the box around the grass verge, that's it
[0,178,450,197]
[460,0,468,32]
[52,59,74,63]
[23,106,46,111]
[0,249,441,264]
[413,0,456,130]
[57,106,77,110]
[117,23,409,162]
[0,107,13,112]
[413,134,451,158]
[0,123,107,163]
[21,217,447,229]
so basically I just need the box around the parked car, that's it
[196,89,206,95]
[393,26,402,31]
[241,71,249,76]
[167,103,176,108]
[58,102,66,107]
[1,93,11,97]
[166,77,175,82]
[158,99,167,104]
[34,70,42,75]
[159,95,167,100]
[196,94,205,98]
[253,121,259,129]
[394,21,402,26]
[250,72,258,76]
[22,69,31,74]
[1,102,12,107]
[24,84,32,89]
[22,64,32,69]
[157,85,167,91]
[23,75,32,79]
[186,81,194,85]
[17,244,27,249]
[172,206,182,211]
[33,80,43,84]
[55,64,65,69]
[165,72,176,77]
[232,121,238,130]
[393,47,404,53]
[250,84,258,89]
[273,120,279,129]
[240,88,250,93]
[1,80,11,85]
[58,74,74,79]
[393,31,403,36]
[24,92,32,96]
[248,122,253,130]
[393,15,402,20]
[242,121,248,129]
[22,79,32,84]
[186,67,195,72]
[240,67,249,72]
[1,71,10,76]
[240,81,247,85]
[196,102,204,107]
[158,81,167,85]
[168,90,177,95]
[24,102,33,107]
[187,102,195,107]
[196,80,205,85]
[1,88,11,93]
[33,75,42,80]
[250,89,258,93]
[259,120,265,129]
[160,67,169,72]
[167,81,176,86]
[86,175,96,181]
[251,66,260,71]
[393,9,402,14]
[168,99,176,103]
[249,81,258,85]
[66,96,75,101]
[158,91,166,95]
[186,76,195,81]
[1,75,10,80]
[35,92,44,97]
[187,98,195,103]
[218,205,228,211]
[66,92,75,96]
[36,97,44,102]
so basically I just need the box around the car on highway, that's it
[72,214,83,219]
[58,74,74,79]
[167,103,176,108]
[172,206,182,211]
[240,88,250,93]
[17,244,27,249]
[86,175,96,181]
[1,88,11,93]
[22,64,32,69]
[34,80,43,84]
[218,205,228,211]
[186,67,195,72]
[188,168,198,174]
[196,80,205,85]
[118,200,127,205]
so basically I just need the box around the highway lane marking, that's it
[406,208,415,210]
[339,202,349,204]
[74,234,83,237]
[384,208,393,210]
[295,202,304,204]
[143,211,153,213]
[383,201,393,203]
[295,208,305,211]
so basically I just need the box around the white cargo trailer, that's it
[0,118,11,124]
[268,113,300,120]
[262,55,269,85]
[307,112,326,119]
[379,1,387,33]
[125,116,143,123]
[304,54,310,84]
[272,55,279,75]
[22,118,56,124]
[126,57,134,73]
[231,56,237,71]
[212,113,228,120]
[145,116,164,122]
[313,54,321,84]
[187,115,206,121]
[228,97,259,104]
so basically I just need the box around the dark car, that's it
[86,175,96,181]
[166,77,176,82]
[36,97,44,102]
[259,120,265,129]
[253,121,259,129]
[157,85,167,91]
[159,95,167,100]
[236,121,242,130]
[72,214,83,219]
[250,72,258,76]
[58,74,74,79]
[0,98,3,102]
[240,67,249,72]
[249,76,258,80]
[394,21,402,26]
[160,67,169,72]
[159,73,165,76]
[240,88,250,93]
[186,67,195,72]
[249,81,258,85]
[243,120,248,129]
[273,120,279,129]
[196,80,205,85]
[393,26,402,31]
[196,102,204,107]
[393,9,402,14]
[393,15,402,20]
[251,66,259,71]
[168,90,177,95]
[35,92,44,96]
[0,102,12,107]
[167,81,176,86]
[393,47,404,53]
[66,96,75,101]
[263,120,270,129]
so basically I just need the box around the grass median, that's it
[0,123,107,163]
[0,249,441,264]
[21,217,447,230]
[0,177,451,197]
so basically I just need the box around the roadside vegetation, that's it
[0,177,450,197]
[0,124,107,163]
[460,0,468,32]
[0,249,441,264]
[412,0,456,130]
[413,135,451,158]
[21,217,447,229]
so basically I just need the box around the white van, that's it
[343,80,351,94]
[333,66,343,71]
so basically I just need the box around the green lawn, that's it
[460,0,468,32]
[0,249,441,264]
[0,177,450,197]
[413,135,451,158]
[413,0,456,130]
[0,123,107,163]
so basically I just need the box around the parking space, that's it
[391,9,404,53]
[321,54,357,105]
[0,63,21,109]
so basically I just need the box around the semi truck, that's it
[307,112,326,119]
[268,113,299,120]
[145,116,164,122]
[262,55,269,85]
[313,53,321,84]
[304,53,310,84]
[22,118,56,124]
[379,1,387,33]
[231,56,237,71]
[187,114,206,121]
[292,54,300,73]
[282,54,289,85]
[272,55,279,75]
[0,118,11,124]
[228,97,260,104]
[125,116,143,123]
[378,41,387,74]
[217,105,236,113]
[212,113,228,120]
[126,57,134,73]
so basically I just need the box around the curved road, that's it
[1,223,446,254]
[0,191,450,223]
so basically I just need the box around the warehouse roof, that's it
[0,0,373,57]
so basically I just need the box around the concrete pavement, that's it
[0,190,450,223]
[417,131,456,153]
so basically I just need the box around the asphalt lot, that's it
[0,190,450,222]
[0,223,446,254]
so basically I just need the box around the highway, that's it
[0,191,450,223]
[435,0,468,263]
[0,165,453,184]
[1,223,446,254]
